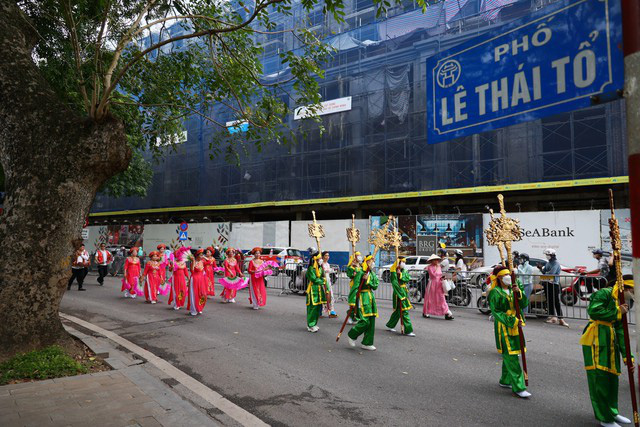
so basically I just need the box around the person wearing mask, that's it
[580,280,635,427]
[347,254,379,350]
[67,245,89,291]
[305,249,327,332]
[488,265,531,398]
[321,251,337,318]
[385,256,415,337]
[453,249,467,281]
[540,248,569,327]
[94,243,113,286]
[346,251,363,325]
[423,254,454,320]
[584,249,610,293]
[438,248,450,272]
[517,253,536,313]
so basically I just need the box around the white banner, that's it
[143,223,230,254]
[227,221,289,250]
[294,96,352,120]
[482,210,601,268]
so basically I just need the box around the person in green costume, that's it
[305,249,327,333]
[346,251,363,325]
[385,256,415,336]
[580,280,634,427]
[347,254,379,351]
[488,265,531,398]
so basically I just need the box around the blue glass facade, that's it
[92,0,628,213]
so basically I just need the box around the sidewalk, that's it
[0,324,224,427]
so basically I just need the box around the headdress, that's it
[157,244,166,250]
[390,256,406,273]
[348,251,362,266]
[252,247,261,255]
[196,248,205,256]
[361,254,374,272]
[129,247,138,255]
[489,265,511,290]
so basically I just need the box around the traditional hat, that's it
[225,247,235,255]
[206,246,214,254]
[361,254,374,272]
[129,247,138,254]
[252,247,261,254]
[195,248,204,256]
[427,254,441,262]
[157,244,166,250]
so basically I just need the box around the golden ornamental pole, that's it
[388,216,405,334]
[346,214,360,257]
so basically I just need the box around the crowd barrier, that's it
[86,256,635,324]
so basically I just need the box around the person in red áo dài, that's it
[247,247,269,310]
[220,248,247,303]
[203,247,218,297]
[188,249,208,316]
[169,246,191,310]
[122,247,142,298]
[142,251,162,304]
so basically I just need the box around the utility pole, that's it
[621,0,640,374]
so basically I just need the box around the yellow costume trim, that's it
[489,269,510,291]
[581,319,619,375]
[348,251,362,266]
[362,254,373,272]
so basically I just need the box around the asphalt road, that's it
[61,276,637,427]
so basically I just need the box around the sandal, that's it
[545,318,558,324]
[559,319,570,328]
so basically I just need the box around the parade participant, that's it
[142,251,162,303]
[347,254,379,350]
[346,251,363,325]
[386,256,415,336]
[156,244,172,296]
[203,247,217,297]
[220,248,247,303]
[488,265,531,398]
[94,243,113,286]
[321,251,337,318]
[423,254,454,320]
[121,247,142,298]
[580,280,635,427]
[188,249,208,315]
[306,249,326,332]
[235,249,246,273]
[168,247,190,310]
[67,245,89,291]
[247,247,272,310]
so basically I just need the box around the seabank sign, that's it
[426,0,624,144]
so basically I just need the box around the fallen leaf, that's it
[402,372,408,375]
[453,358,458,361]
[233,332,239,334]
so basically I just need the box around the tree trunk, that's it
[0,2,131,358]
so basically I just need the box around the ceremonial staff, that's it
[485,194,528,385]
[346,214,360,256]
[388,216,405,335]
[337,219,391,341]
[609,189,639,427]
[308,211,331,305]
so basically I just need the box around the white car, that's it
[379,256,432,283]
[243,247,304,275]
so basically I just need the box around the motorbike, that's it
[560,268,605,306]
[288,264,337,294]
[477,279,549,318]
[411,271,472,307]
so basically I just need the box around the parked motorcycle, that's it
[477,280,549,318]
[446,276,472,307]
[288,264,337,294]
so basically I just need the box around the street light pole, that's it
[621,0,640,387]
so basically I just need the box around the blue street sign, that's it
[426,0,623,144]
[178,231,188,241]
[179,222,189,232]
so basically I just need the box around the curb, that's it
[60,312,268,427]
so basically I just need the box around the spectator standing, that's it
[517,253,536,313]
[438,248,450,272]
[584,249,609,292]
[94,243,113,286]
[540,248,569,327]
[67,245,89,291]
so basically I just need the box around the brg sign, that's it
[426,0,624,144]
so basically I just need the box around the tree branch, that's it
[62,0,90,113]
[111,100,226,128]
[91,0,111,117]
[97,0,285,116]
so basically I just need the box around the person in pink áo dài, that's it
[220,248,248,303]
[169,246,191,310]
[188,249,208,316]
[142,251,162,304]
[122,247,142,298]
[422,254,454,320]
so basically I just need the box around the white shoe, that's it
[131,295,136,299]
[253,306,259,310]
[198,311,202,315]
[499,382,511,388]
[307,326,318,333]
[151,301,157,304]
[347,318,354,325]
[361,345,376,351]
[173,306,179,310]
[312,326,319,332]
[387,328,397,332]
[190,312,197,316]
[615,415,631,424]
[601,422,621,427]
[124,293,130,298]
[405,332,416,337]
[230,299,236,303]
[516,390,531,398]
[348,337,356,347]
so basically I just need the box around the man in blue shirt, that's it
[540,248,569,327]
